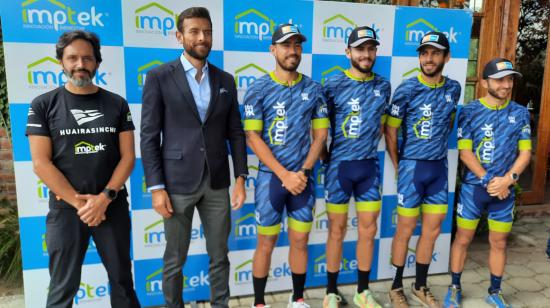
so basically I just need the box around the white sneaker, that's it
[287,295,311,308]
[251,304,271,308]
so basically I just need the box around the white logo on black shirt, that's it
[71,109,104,125]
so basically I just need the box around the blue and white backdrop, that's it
[0,0,472,306]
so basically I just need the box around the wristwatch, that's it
[300,168,312,177]
[510,172,519,183]
[102,188,118,200]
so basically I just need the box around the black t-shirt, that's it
[26,87,134,207]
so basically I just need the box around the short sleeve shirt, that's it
[457,99,531,184]
[242,73,329,172]
[26,87,135,203]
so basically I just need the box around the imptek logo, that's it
[413,104,433,139]
[476,124,494,164]
[234,259,291,283]
[234,63,268,89]
[74,281,110,305]
[74,141,106,155]
[314,253,357,275]
[314,210,357,231]
[134,2,177,37]
[389,247,439,268]
[145,268,163,295]
[143,219,165,245]
[268,102,287,145]
[137,60,164,87]
[234,213,257,238]
[27,56,107,87]
[322,14,356,43]
[234,9,276,41]
[404,18,458,45]
[37,180,49,200]
[342,98,362,139]
[21,0,105,31]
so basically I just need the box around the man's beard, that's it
[488,87,510,100]
[184,43,211,60]
[276,55,301,72]
[64,68,95,88]
[351,57,375,74]
[420,61,445,77]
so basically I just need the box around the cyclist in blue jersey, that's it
[243,24,329,308]
[385,32,462,308]
[443,59,531,308]
[321,26,391,308]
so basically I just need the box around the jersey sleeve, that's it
[312,84,329,129]
[242,83,264,132]
[119,100,135,132]
[457,105,473,150]
[25,99,50,136]
[518,108,532,151]
[386,82,409,128]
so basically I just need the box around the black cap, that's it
[271,23,307,44]
[482,58,522,79]
[347,26,379,47]
[416,32,450,51]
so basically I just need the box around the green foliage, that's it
[0,21,10,134]
[0,198,22,284]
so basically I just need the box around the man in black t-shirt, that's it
[26,31,140,308]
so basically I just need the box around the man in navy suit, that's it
[140,7,247,308]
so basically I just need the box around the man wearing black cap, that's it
[385,32,462,308]
[321,26,391,308]
[243,23,329,308]
[443,58,531,308]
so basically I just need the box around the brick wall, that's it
[0,127,16,206]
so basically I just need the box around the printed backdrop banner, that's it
[0,0,472,306]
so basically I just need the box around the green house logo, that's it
[234,8,276,41]
[145,267,163,294]
[234,259,253,283]
[137,60,164,86]
[315,210,329,230]
[234,63,268,89]
[144,219,165,244]
[314,253,356,275]
[234,213,256,237]
[134,2,177,36]
[21,0,105,31]
[405,18,458,45]
[27,56,107,86]
[402,67,421,80]
[321,65,346,85]
[322,14,356,43]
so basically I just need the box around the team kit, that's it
[241,25,530,308]
[24,8,530,308]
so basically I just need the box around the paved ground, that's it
[2,216,550,308]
